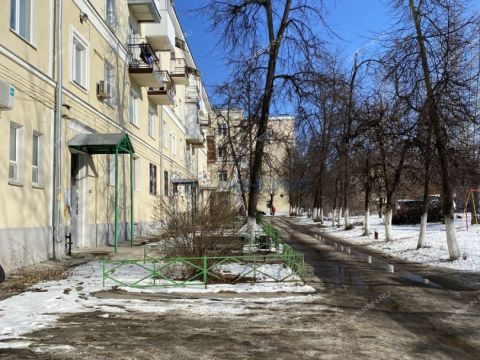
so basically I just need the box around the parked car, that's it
[392,197,443,225]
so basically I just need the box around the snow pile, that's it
[317,214,480,272]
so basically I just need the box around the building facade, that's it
[0,0,212,272]
[208,111,294,216]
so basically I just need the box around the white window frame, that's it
[10,0,35,45]
[218,170,228,183]
[129,90,139,126]
[104,60,116,107]
[32,131,43,187]
[71,29,89,91]
[163,123,169,149]
[218,122,228,136]
[9,122,24,185]
[180,141,185,161]
[149,163,157,195]
[148,109,156,138]
[163,170,169,197]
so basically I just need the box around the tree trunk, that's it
[409,0,460,260]
[418,212,428,248]
[364,208,370,236]
[378,196,383,218]
[385,206,393,242]
[332,209,337,227]
[246,0,292,231]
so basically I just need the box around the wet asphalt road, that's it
[1,217,480,359]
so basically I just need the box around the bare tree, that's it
[201,0,327,230]
[387,0,479,258]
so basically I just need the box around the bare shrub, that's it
[153,196,243,259]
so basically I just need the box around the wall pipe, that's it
[52,0,63,259]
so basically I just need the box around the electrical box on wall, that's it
[0,80,15,110]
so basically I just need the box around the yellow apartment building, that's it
[0,0,212,273]
[208,110,294,216]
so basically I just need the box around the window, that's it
[149,163,157,195]
[171,133,177,156]
[104,61,116,106]
[9,123,23,183]
[72,33,88,89]
[10,0,33,43]
[133,157,141,191]
[218,145,227,158]
[163,123,169,148]
[163,170,169,196]
[148,110,156,138]
[218,123,228,136]
[129,90,138,125]
[180,142,185,161]
[108,155,115,186]
[32,132,42,185]
[218,170,228,183]
[105,0,116,27]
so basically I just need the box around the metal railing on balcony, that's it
[185,85,199,101]
[148,82,176,97]
[170,58,187,76]
[158,70,173,84]
[128,39,160,72]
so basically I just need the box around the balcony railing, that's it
[148,82,176,105]
[128,40,160,72]
[170,58,187,76]
[185,85,199,102]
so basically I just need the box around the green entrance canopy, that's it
[68,133,134,155]
[68,133,135,253]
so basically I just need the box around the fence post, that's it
[102,261,105,288]
[153,261,156,287]
[253,257,257,284]
[203,256,207,289]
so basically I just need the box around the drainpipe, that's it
[52,0,63,259]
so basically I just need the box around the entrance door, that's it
[70,154,88,248]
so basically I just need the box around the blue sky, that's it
[174,0,479,98]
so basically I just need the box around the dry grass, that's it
[0,265,67,292]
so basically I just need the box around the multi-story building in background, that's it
[208,110,294,216]
[0,0,212,272]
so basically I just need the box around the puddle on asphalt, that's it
[315,234,443,290]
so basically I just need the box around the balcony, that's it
[185,105,204,147]
[142,8,175,50]
[148,81,176,105]
[128,0,161,23]
[186,123,205,148]
[171,58,192,85]
[185,85,200,103]
[128,40,163,87]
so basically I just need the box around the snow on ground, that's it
[105,261,312,294]
[238,221,265,237]
[0,261,316,344]
[296,213,480,272]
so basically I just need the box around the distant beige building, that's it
[0,0,212,272]
[208,111,294,215]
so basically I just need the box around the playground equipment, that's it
[463,189,480,231]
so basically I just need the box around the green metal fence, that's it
[102,253,304,289]
[102,220,305,289]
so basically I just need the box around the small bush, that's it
[345,224,355,231]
